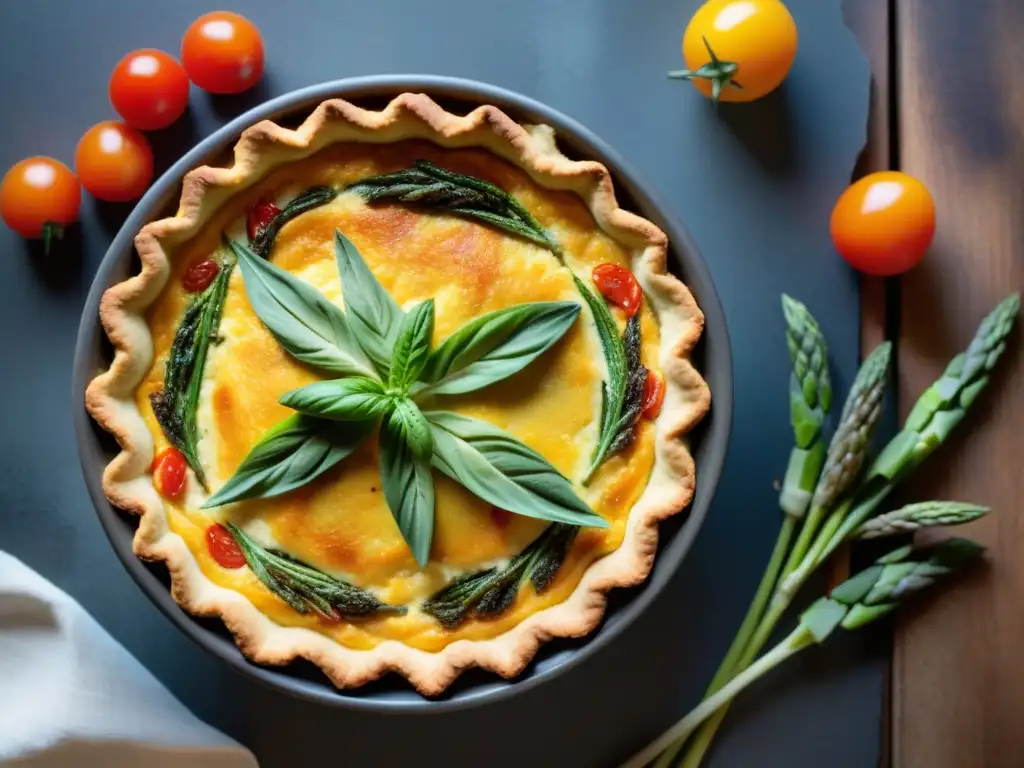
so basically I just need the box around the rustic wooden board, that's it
[893,1,1024,766]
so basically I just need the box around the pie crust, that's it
[85,93,710,695]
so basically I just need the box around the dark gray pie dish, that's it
[72,75,732,713]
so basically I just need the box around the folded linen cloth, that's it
[0,550,257,768]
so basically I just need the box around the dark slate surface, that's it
[0,1,882,766]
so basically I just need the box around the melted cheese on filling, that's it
[136,141,660,651]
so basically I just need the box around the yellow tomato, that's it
[671,0,798,103]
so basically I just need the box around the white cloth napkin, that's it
[0,551,258,768]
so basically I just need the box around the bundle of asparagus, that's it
[625,291,1019,768]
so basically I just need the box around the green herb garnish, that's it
[225,236,376,378]
[573,275,646,482]
[203,415,374,509]
[225,523,404,619]
[251,186,337,258]
[348,160,561,254]
[417,301,581,397]
[150,254,234,488]
[334,230,405,378]
[209,232,604,569]
[426,410,605,528]
[422,523,578,627]
[379,401,436,567]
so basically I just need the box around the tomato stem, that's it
[41,221,64,256]
[668,35,745,102]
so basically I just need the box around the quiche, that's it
[86,93,710,695]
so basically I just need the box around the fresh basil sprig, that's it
[203,415,374,508]
[417,302,581,396]
[225,523,404,618]
[426,411,607,529]
[226,237,377,378]
[212,229,597,573]
[151,253,234,489]
[348,160,561,254]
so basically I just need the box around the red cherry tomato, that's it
[206,524,247,569]
[181,12,265,95]
[109,49,190,131]
[247,199,280,241]
[642,372,666,419]
[182,258,220,292]
[75,122,154,203]
[830,171,936,277]
[0,157,81,250]
[152,447,188,499]
[592,263,642,317]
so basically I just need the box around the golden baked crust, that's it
[85,93,710,694]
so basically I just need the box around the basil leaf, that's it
[425,410,607,528]
[226,236,377,378]
[417,302,581,396]
[279,376,391,421]
[388,299,434,392]
[203,414,374,508]
[380,404,435,567]
[390,398,433,459]
[572,273,627,483]
[334,230,405,377]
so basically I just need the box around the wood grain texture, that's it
[894,1,1024,766]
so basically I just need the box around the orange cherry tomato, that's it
[206,524,247,569]
[152,447,188,499]
[181,12,264,94]
[672,0,798,103]
[830,171,936,276]
[642,372,666,419]
[247,199,280,241]
[109,49,190,131]
[75,122,154,203]
[592,263,643,317]
[0,157,81,250]
[182,258,220,292]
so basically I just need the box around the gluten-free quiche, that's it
[86,93,710,694]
